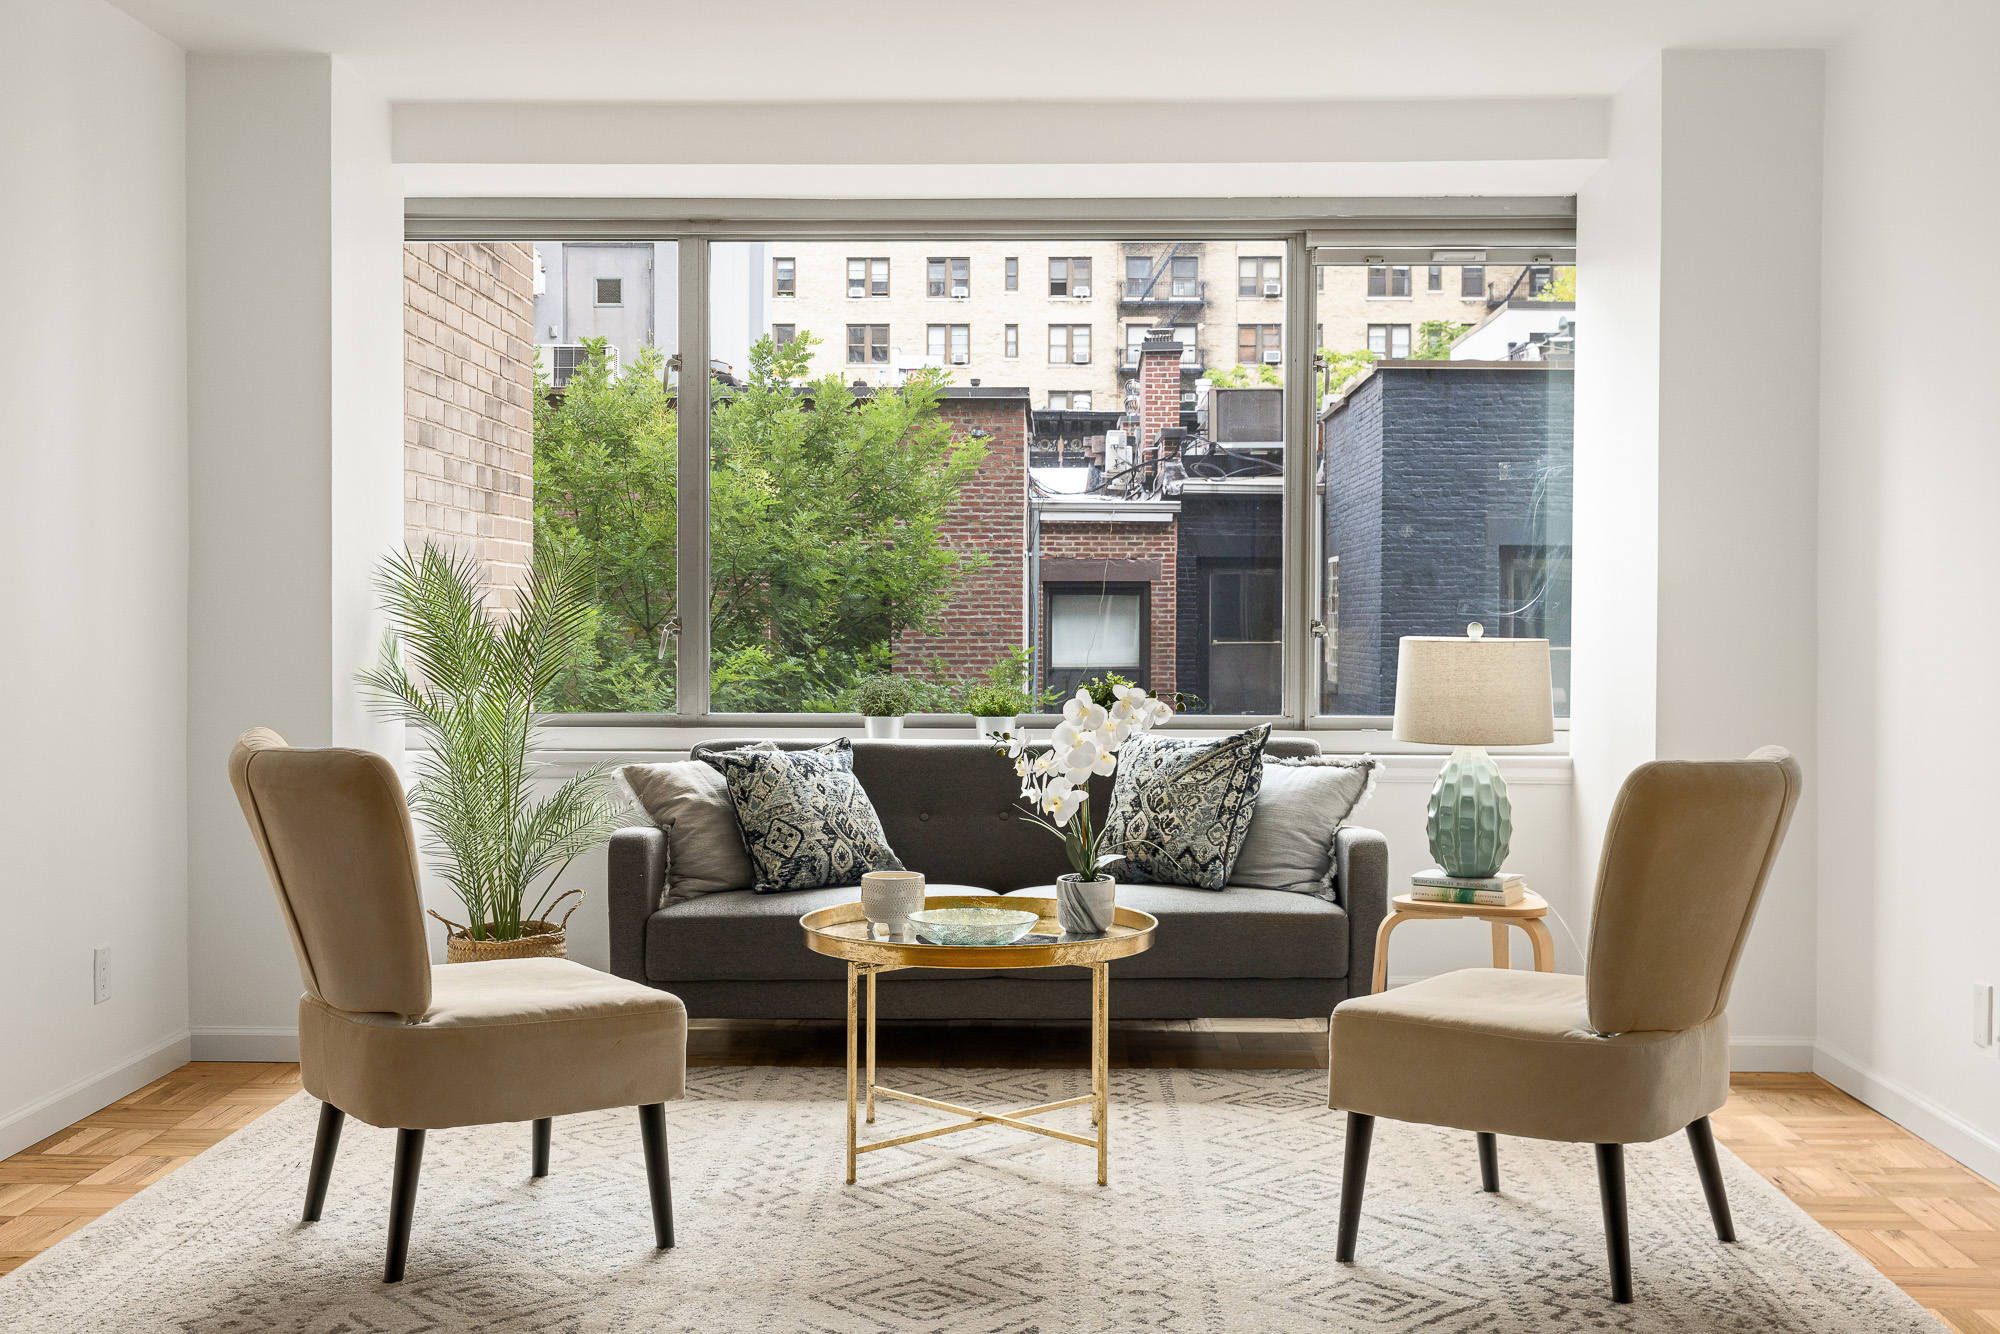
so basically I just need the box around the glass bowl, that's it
[907,907,1040,947]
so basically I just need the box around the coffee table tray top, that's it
[800,895,1157,969]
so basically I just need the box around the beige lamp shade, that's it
[1393,633,1555,747]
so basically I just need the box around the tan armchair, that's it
[1328,747,1801,1303]
[228,728,687,1282]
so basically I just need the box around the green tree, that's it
[1414,321,1471,360]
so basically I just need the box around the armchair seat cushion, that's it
[1327,968,1730,1145]
[647,884,1002,983]
[995,883,1349,980]
[298,957,686,1130]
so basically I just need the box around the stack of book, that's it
[1410,869,1528,906]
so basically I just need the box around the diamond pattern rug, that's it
[0,1068,1938,1332]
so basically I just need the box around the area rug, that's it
[0,1067,1938,1333]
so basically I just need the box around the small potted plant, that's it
[1001,675,1171,934]
[847,672,921,739]
[965,645,1042,739]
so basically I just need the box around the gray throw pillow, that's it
[1230,756,1378,899]
[1101,725,1270,891]
[618,759,758,906]
[701,739,905,894]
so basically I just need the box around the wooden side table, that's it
[1371,890,1554,993]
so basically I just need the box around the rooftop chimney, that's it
[1137,330,1182,461]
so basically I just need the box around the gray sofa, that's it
[606,738,1387,1020]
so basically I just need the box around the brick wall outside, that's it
[892,397,1031,681]
[403,242,537,611]
[1137,339,1182,452]
[1036,520,1178,703]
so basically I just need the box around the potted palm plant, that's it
[847,672,922,739]
[359,541,624,962]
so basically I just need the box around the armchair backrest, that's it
[228,728,433,1020]
[1585,746,1801,1035]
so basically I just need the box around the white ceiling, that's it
[110,0,1883,103]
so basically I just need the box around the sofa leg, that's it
[639,1103,674,1250]
[1595,1142,1633,1303]
[532,1118,552,1178]
[1476,1132,1499,1193]
[302,1102,344,1222]
[383,1129,425,1283]
[1336,1112,1374,1263]
[1686,1117,1736,1242]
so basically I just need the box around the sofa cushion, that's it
[702,739,904,893]
[647,884,1000,982]
[1230,756,1378,899]
[995,882,1348,980]
[618,758,756,905]
[1100,726,1269,889]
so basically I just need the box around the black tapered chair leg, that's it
[1595,1142,1633,1303]
[383,1129,426,1283]
[1686,1116,1736,1242]
[1336,1112,1374,1263]
[1476,1132,1499,1193]
[532,1118,552,1179]
[638,1103,674,1250]
[302,1102,345,1222]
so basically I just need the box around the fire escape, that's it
[1118,243,1208,378]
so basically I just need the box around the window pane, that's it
[1006,257,1019,290]
[928,259,946,297]
[927,324,946,359]
[1005,323,1018,357]
[413,240,678,713]
[1428,265,1443,291]
[1315,259,1575,718]
[1049,592,1141,667]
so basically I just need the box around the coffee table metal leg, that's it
[845,962,859,1184]
[866,969,878,1124]
[1093,962,1109,1186]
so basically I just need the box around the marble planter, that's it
[1055,874,1117,936]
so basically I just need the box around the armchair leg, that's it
[1594,1143,1633,1304]
[302,1102,344,1222]
[1476,1132,1499,1193]
[638,1103,674,1250]
[1686,1117,1736,1242]
[1336,1112,1374,1263]
[383,1129,426,1283]
[532,1118,552,1178]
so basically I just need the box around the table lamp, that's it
[1393,624,1554,878]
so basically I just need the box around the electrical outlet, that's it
[93,946,110,1005]
[1975,982,1993,1048]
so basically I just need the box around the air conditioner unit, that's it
[1263,280,1281,296]
[1073,352,1090,365]
[951,354,968,365]
[1262,349,1282,364]
[952,285,968,298]
[1073,284,1091,298]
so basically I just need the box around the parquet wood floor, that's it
[1,1025,1988,1332]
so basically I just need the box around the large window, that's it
[1048,257,1092,297]
[928,257,970,298]
[1240,256,1281,298]
[848,257,890,297]
[1238,324,1281,364]
[1367,323,1411,358]
[1045,586,1146,699]
[927,323,970,365]
[1049,324,1091,365]
[847,324,890,363]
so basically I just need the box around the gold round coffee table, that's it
[800,895,1157,1185]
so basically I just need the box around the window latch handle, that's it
[658,615,681,660]
[1310,619,1330,639]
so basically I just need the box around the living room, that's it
[2,2,1995,1330]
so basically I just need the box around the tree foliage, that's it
[1414,321,1472,360]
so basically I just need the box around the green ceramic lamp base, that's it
[1425,745,1513,879]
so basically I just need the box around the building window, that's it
[1238,324,1282,365]
[595,277,622,306]
[1049,324,1091,365]
[548,342,619,388]
[928,257,970,298]
[773,257,795,296]
[1005,257,1019,291]
[1045,584,1147,698]
[928,323,970,365]
[1239,257,1281,298]
[1170,255,1199,297]
[1004,324,1019,358]
[846,324,889,364]
[1367,265,1412,298]
[1427,265,1443,292]
[1206,567,1282,713]
[1048,390,1094,410]
[1367,324,1411,358]
[848,257,890,298]
[1528,266,1554,298]
[1124,256,1151,297]
[1461,265,1486,299]
[773,324,796,346]
[1049,257,1092,298]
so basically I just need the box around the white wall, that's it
[1573,51,1825,1070]
[185,53,404,1061]
[1815,0,2000,1181]
[0,0,191,1157]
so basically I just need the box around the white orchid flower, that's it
[1046,785,1086,826]
[1150,699,1173,724]
[1091,749,1118,776]
[1005,733,1030,759]
[1033,752,1054,773]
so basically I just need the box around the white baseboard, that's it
[1729,1035,1817,1072]
[1814,1039,2000,1186]
[189,1026,300,1062]
[0,1030,193,1160]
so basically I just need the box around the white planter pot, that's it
[863,715,904,739]
[973,715,1017,739]
[1055,873,1117,936]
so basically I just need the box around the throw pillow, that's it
[1230,756,1379,899]
[618,759,758,906]
[701,739,905,894]
[1101,725,1270,890]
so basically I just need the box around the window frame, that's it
[1366,322,1412,358]
[406,198,1575,732]
[1048,256,1092,297]
[1237,323,1282,364]
[594,276,623,306]
[1239,256,1281,298]
[1048,323,1091,365]
[846,322,890,364]
[848,256,890,297]
[773,256,795,296]
[1043,581,1151,698]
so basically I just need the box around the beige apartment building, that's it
[759,241,1533,409]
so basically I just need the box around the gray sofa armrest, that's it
[608,824,666,984]
[1336,826,1389,996]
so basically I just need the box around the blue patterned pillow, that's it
[701,740,904,893]
[1101,726,1270,890]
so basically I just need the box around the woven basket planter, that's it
[430,890,581,964]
